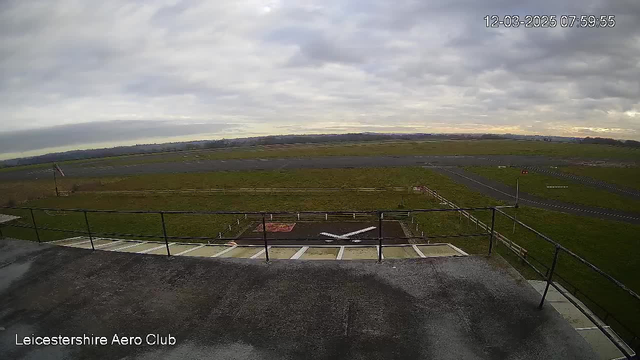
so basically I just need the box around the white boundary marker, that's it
[250,246,270,259]
[211,245,237,258]
[447,243,469,256]
[291,246,309,259]
[66,239,92,247]
[95,240,123,249]
[377,245,384,260]
[112,241,146,251]
[575,326,610,331]
[336,246,345,260]
[175,244,205,256]
[49,236,84,244]
[138,243,174,254]
[412,244,426,258]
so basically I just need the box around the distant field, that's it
[561,166,640,191]
[87,139,640,166]
[0,166,497,205]
[465,166,640,213]
[2,139,639,174]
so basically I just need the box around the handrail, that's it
[0,203,635,357]
[495,208,640,303]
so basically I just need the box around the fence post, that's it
[262,214,270,262]
[539,246,561,309]
[30,208,41,243]
[160,212,170,257]
[83,211,94,251]
[488,208,496,255]
[378,211,383,262]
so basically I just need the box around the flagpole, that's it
[53,163,59,197]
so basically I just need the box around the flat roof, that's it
[0,238,597,359]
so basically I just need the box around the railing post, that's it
[488,208,496,255]
[262,214,269,262]
[539,246,561,309]
[160,212,170,257]
[30,208,41,243]
[83,210,94,251]
[378,211,383,262]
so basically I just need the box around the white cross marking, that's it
[320,226,377,240]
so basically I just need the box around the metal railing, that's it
[495,208,639,359]
[0,206,502,262]
[416,185,639,359]
[0,204,637,358]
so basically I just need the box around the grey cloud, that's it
[0,0,639,155]
[0,121,236,153]
[286,34,366,67]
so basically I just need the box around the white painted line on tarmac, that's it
[175,244,205,256]
[66,239,92,247]
[337,246,345,260]
[250,247,269,259]
[211,245,237,258]
[291,246,309,259]
[138,243,174,254]
[49,236,84,244]
[412,244,426,258]
[447,243,469,256]
[575,326,610,331]
[95,240,123,249]
[112,241,146,251]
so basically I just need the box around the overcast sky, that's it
[1,0,639,159]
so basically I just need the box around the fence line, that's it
[413,186,638,358]
[416,186,528,257]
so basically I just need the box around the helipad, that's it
[52,236,468,260]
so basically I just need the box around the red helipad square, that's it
[254,222,296,233]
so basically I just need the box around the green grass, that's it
[79,167,444,190]
[3,139,639,174]
[0,177,124,205]
[561,166,640,191]
[466,166,640,213]
[1,192,423,242]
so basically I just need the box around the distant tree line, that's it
[202,133,450,149]
[1,133,456,167]
[580,137,640,148]
[3,133,635,168]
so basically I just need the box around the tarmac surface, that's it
[431,167,640,224]
[0,238,598,360]
[0,155,582,181]
[236,221,407,245]
[525,166,640,199]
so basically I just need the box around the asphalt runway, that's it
[0,155,580,181]
[525,166,640,199]
[431,167,640,224]
[0,239,597,359]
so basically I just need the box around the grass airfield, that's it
[1,139,640,346]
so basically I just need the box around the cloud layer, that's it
[1,0,639,156]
